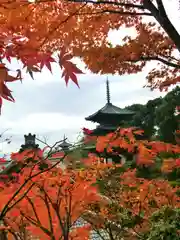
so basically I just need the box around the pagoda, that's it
[83,79,137,163]
[50,135,72,160]
[49,135,74,169]
[54,135,72,153]
[85,78,135,136]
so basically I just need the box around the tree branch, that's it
[35,183,67,238]
[64,191,72,239]
[39,3,87,49]
[70,0,180,55]
[44,194,55,240]
[78,9,152,16]
[20,210,52,237]
[25,196,41,224]
[143,0,180,53]
[0,153,67,220]
[1,183,35,218]
[67,0,145,10]
[107,223,115,240]
[121,55,180,68]
[36,137,67,149]
[51,195,65,236]
[3,219,20,240]
[156,0,167,17]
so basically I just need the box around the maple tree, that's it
[4,167,100,240]
[95,127,180,178]
[0,1,179,237]
[0,0,84,112]
[0,128,179,239]
[0,147,67,238]
[80,129,180,239]
[0,143,103,240]
[87,168,180,239]
[0,0,180,112]
[67,0,180,90]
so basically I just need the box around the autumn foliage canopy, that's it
[0,127,179,239]
[0,0,180,111]
[0,0,180,239]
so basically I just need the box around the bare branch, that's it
[36,137,67,149]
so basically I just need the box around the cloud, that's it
[0,69,167,154]
[0,111,96,153]
[3,113,95,135]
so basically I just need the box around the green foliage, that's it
[125,86,180,143]
[155,87,180,143]
[126,98,162,139]
[141,207,180,240]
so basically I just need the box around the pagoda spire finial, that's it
[63,134,66,141]
[106,77,111,104]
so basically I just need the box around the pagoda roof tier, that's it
[85,102,135,123]
[85,78,135,123]
[89,124,117,136]
[58,141,72,149]
[55,135,72,151]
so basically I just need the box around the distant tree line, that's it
[125,86,180,144]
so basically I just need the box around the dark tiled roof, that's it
[85,103,135,122]
[58,141,72,148]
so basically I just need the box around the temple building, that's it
[47,135,74,169]
[19,133,39,152]
[54,135,72,153]
[85,79,135,136]
[0,133,73,177]
[83,79,136,163]
[0,133,41,177]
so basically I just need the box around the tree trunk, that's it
[0,231,7,240]
[143,0,180,53]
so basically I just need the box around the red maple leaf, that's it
[0,157,6,163]
[38,53,56,72]
[58,48,83,87]
[82,127,93,135]
[51,152,64,159]
[0,64,21,113]
[175,158,180,167]
[0,84,15,114]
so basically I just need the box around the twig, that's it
[0,153,67,220]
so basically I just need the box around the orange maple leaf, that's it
[58,49,83,87]
[0,64,23,112]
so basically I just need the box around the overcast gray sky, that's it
[0,0,179,154]
[0,66,166,153]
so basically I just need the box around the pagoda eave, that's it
[85,114,135,124]
[88,124,118,136]
[85,103,135,123]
